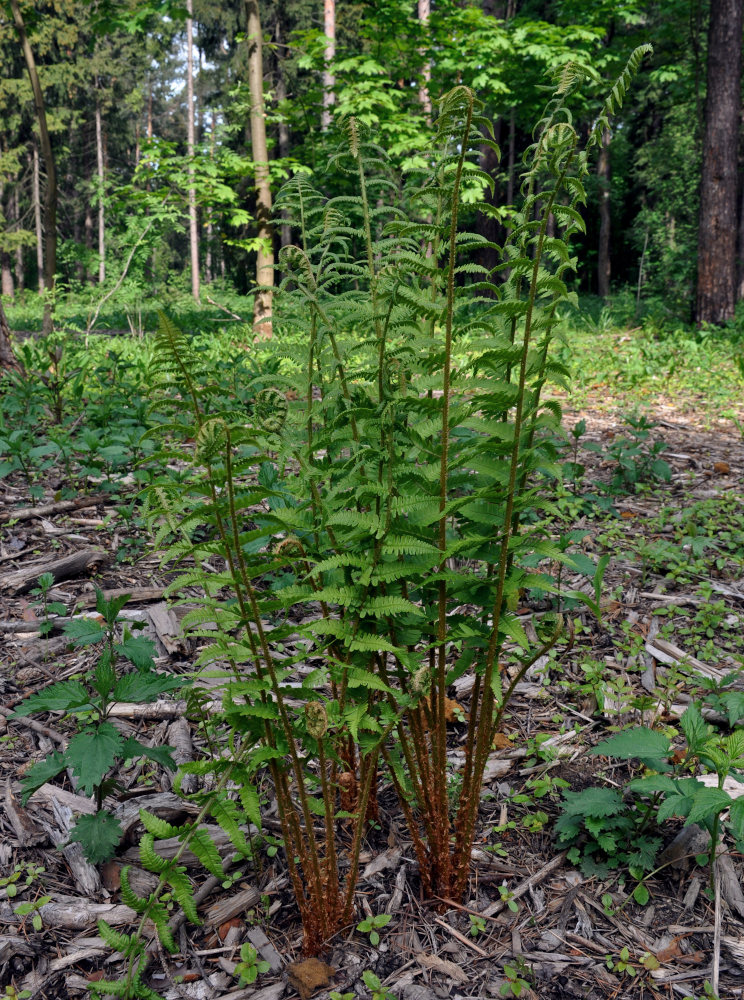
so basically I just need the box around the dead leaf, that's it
[416,952,468,984]
[286,958,335,999]
[423,695,467,726]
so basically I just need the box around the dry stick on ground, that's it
[0,493,110,522]
[0,706,67,746]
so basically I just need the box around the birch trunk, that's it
[186,0,200,302]
[322,0,336,131]
[95,90,105,285]
[33,145,44,294]
[418,0,432,122]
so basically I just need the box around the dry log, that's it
[0,547,108,594]
[0,898,136,929]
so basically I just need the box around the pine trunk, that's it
[246,0,274,339]
[696,0,743,325]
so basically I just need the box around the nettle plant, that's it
[144,50,650,955]
[12,590,184,862]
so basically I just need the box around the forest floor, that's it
[1,332,744,1000]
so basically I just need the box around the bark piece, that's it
[1,548,108,594]
[246,926,283,972]
[147,602,185,655]
[4,780,45,846]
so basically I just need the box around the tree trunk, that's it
[0,297,23,376]
[246,0,274,339]
[13,187,24,294]
[10,0,56,334]
[696,0,743,326]
[0,181,14,302]
[418,0,432,123]
[32,144,44,294]
[738,174,744,300]
[597,127,611,299]
[275,12,292,249]
[322,0,336,131]
[95,90,105,285]
[186,0,200,302]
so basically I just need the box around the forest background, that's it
[0,0,742,337]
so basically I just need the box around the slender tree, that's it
[186,0,200,301]
[696,0,743,325]
[321,0,335,131]
[95,81,106,285]
[246,0,273,338]
[417,0,432,122]
[597,126,611,298]
[9,0,57,333]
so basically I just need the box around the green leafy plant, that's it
[12,590,184,862]
[233,942,270,986]
[585,413,671,493]
[469,913,487,938]
[142,48,651,952]
[499,958,533,998]
[361,971,397,1000]
[29,572,67,639]
[357,913,391,947]
[562,708,744,897]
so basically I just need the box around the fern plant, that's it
[143,47,650,952]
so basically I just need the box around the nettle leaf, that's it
[680,704,710,754]
[67,723,125,795]
[120,738,177,771]
[69,810,123,864]
[11,680,91,717]
[729,798,744,840]
[116,635,157,671]
[112,669,185,703]
[685,786,732,828]
[19,751,68,805]
[94,648,116,699]
[558,787,625,819]
[97,589,131,624]
[591,728,671,766]
[64,618,107,646]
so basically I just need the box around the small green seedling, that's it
[30,572,67,638]
[499,959,532,997]
[469,914,487,938]
[14,895,52,932]
[233,942,270,986]
[357,913,391,947]
[361,971,397,1000]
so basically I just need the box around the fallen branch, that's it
[0,493,110,523]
